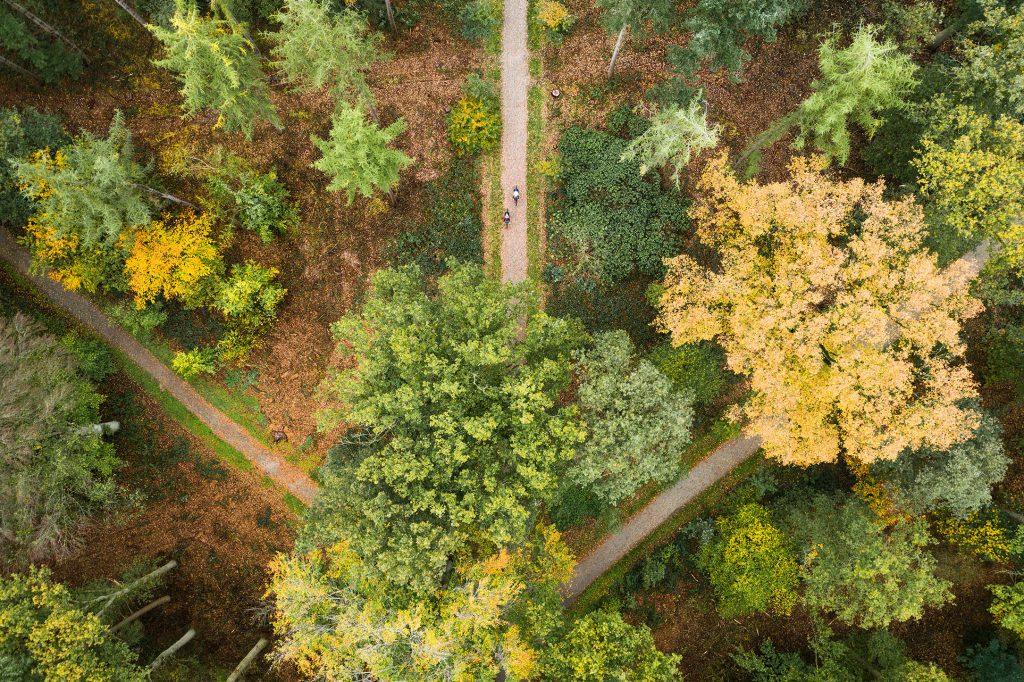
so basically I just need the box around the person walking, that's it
[503,209,511,228]
[512,186,520,206]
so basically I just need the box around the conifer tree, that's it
[595,0,675,77]
[270,0,386,115]
[620,95,720,187]
[0,1,83,84]
[311,103,412,203]
[151,1,280,138]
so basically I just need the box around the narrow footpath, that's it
[499,0,530,283]
[0,228,319,505]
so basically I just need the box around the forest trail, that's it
[564,238,995,603]
[499,0,529,283]
[0,228,319,505]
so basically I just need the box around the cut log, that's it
[149,628,196,670]
[608,24,627,77]
[110,595,170,632]
[110,0,149,31]
[93,560,177,615]
[226,638,269,682]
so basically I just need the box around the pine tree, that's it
[311,103,412,203]
[269,0,387,115]
[151,1,280,139]
[620,95,720,187]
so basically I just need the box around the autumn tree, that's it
[953,0,1024,119]
[0,105,66,226]
[542,609,681,681]
[151,1,280,138]
[914,104,1024,269]
[569,330,694,506]
[0,567,148,682]
[990,581,1024,639]
[657,154,982,466]
[0,313,121,566]
[794,26,917,164]
[268,526,573,681]
[313,263,585,592]
[124,211,220,308]
[871,408,1008,519]
[620,95,721,187]
[311,103,412,203]
[783,494,952,629]
[595,0,676,77]
[270,0,386,115]
[211,261,286,362]
[697,503,799,618]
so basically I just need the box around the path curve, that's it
[499,0,529,283]
[564,238,996,602]
[0,228,319,505]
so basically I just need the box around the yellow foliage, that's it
[658,154,982,466]
[935,509,1013,562]
[448,97,500,156]
[124,211,220,307]
[537,0,573,33]
[365,196,389,218]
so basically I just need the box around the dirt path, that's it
[564,239,997,602]
[0,228,319,505]
[499,0,530,283]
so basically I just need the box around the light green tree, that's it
[269,0,387,115]
[0,313,121,566]
[620,95,721,187]
[697,503,799,618]
[313,263,586,592]
[990,581,1024,639]
[0,567,148,682]
[151,1,280,138]
[784,494,952,629]
[311,104,412,203]
[541,609,682,681]
[795,26,918,164]
[569,330,694,506]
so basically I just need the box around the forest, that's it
[2,0,1024,679]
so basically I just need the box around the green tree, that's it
[697,503,799,618]
[0,106,67,227]
[0,567,148,682]
[953,0,1024,119]
[270,0,386,115]
[783,494,952,629]
[569,330,694,506]
[0,2,82,84]
[542,609,682,681]
[620,95,721,187]
[991,581,1024,639]
[211,261,286,363]
[595,0,676,76]
[0,313,121,566]
[795,26,918,164]
[151,1,280,138]
[311,103,412,203]
[872,409,1009,519]
[914,104,1024,269]
[313,263,586,592]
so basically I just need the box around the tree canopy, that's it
[620,96,721,187]
[657,154,982,466]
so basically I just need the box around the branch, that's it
[226,638,269,682]
[92,559,177,615]
[130,183,199,209]
[0,52,40,82]
[110,595,170,632]
[109,0,149,31]
[149,627,196,670]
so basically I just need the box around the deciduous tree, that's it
[313,263,585,592]
[657,154,982,466]
[990,581,1024,639]
[953,0,1024,119]
[569,330,694,506]
[124,211,220,307]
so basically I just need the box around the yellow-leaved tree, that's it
[124,211,220,308]
[657,154,982,466]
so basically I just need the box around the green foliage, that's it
[620,95,721,187]
[542,609,682,681]
[881,0,944,50]
[662,0,807,99]
[448,95,500,156]
[0,567,147,682]
[0,4,82,84]
[14,110,150,248]
[595,0,675,41]
[986,321,1024,396]
[648,340,729,413]
[311,104,412,203]
[697,503,799,618]
[961,638,1024,682]
[269,0,386,110]
[0,313,121,566]
[783,494,953,629]
[871,409,1008,518]
[60,332,116,384]
[151,1,280,138]
[551,126,688,285]
[390,157,482,274]
[202,148,298,242]
[0,106,66,227]
[570,330,695,506]
[104,299,168,337]
[795,26,918,164]
[953,0,1024,119]
[312,263,586,592]
[454,0,500,43]
[172,346,219,377]
[213,261,286,332]
[992,581,1024,639]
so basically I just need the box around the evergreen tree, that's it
[795,26,918,164]
[270,0,386,113]
[311,103,412,203]
[0,1,82,84]
[595,0,676,77]
[620,95,720,187]
[151,0,280,138]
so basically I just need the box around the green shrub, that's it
[447,96,500,156]
[171,347,218,378]
[961,638,1024,682]
[985,323,1024,397]
[104,300,169,337]
[648,341,730,412]
[60,333,116,383]
[456,0,500,43]
[0,107,67,227]
[203,149,299,243]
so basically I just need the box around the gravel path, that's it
[0,228,319,505]
[499,0,530,283]
[564,238,998,602]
